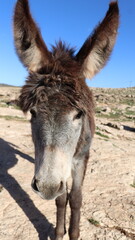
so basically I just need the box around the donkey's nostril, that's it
[31,178,39,192]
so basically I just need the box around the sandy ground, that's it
[0,89,135,240]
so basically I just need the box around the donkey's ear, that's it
[76,1,119,79]
[13,0,52,72]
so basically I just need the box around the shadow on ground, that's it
[0,138,55,240]
[123,125,135,132]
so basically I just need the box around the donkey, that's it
[13,0,119,239]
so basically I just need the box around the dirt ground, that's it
[0,86,135,240]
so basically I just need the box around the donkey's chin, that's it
[38,189,66,200]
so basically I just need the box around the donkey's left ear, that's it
[76,1,119,79]
[13,0,52,72]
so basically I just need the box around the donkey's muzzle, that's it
[31,177,65,200]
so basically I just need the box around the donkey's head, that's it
[14,0,119,200]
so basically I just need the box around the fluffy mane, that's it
[37,41,81,76]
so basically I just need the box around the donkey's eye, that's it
[30,108,37,118]
[74,110,83,120]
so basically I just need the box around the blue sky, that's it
[0,0,135,88]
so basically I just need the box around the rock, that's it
[102,107,111,113]
[6,99,19,107]
[106,122,123,130]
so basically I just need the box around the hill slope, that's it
[0,86,135,240]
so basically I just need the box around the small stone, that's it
[106,122,123,130]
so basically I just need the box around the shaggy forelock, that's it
[19,72,78,112]
[19,41,94,121]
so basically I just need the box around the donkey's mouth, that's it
[31,177,66,200]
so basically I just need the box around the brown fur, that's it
[19,43,95,135]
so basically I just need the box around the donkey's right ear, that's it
[13,0,52,72]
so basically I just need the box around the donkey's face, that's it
[14,0,119,200]
[30,99,86,199]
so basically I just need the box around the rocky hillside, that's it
[0,86,135,240]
